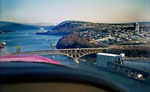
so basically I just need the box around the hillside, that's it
[56,34,108,49]
[45,20,150,36]
[0,21,40,33]
[49,20,101,34]
[51,21,150,32]
[107,45,150,58]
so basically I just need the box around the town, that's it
[76,23,150,45]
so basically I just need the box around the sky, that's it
[0,0,150,23]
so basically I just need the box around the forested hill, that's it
[56,34,108,49]
[51,20,101,33]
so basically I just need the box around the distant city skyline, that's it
[0,0,150,24]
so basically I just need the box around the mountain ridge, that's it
[1,20,150,34]
[0,21,40,33]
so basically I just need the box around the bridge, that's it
[10,48,107,63]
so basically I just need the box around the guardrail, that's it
[107,62,150,84]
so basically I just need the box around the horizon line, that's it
[0,20,150,25]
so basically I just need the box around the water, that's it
[0,29,150,92]
[0,29,62,54]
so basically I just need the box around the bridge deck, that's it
[9,48,107,63]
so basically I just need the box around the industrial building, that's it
[97,53,123,67]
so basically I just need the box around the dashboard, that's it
[0,62,127,92]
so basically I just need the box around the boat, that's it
[0,42,6,49]
[35,27,52,35]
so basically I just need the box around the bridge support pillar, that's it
[51,55,54,59]
[74,59,79,64]
[16,45,21,53]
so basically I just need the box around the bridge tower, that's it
[51,43,55,59]
[51,43,55,49]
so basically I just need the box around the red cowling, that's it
[0,55,61,65]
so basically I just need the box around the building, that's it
[97,53,123,67]
[135,23,139,31]
[89,32,92,42]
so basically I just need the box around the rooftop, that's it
[97,53,121,57]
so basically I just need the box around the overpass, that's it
[10,48,107,63]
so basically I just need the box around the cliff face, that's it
[56,34,108,49]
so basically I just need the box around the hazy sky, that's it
[0,0,150,23]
